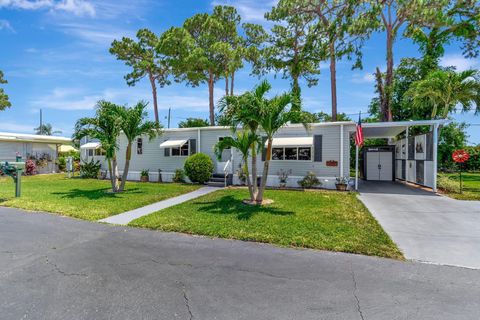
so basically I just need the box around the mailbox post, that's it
[0,158,25,197]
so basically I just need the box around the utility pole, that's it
[39,109,43,135]
[167,108,171,129]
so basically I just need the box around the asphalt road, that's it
[1,207,479,320]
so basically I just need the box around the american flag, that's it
[355,112,364,146]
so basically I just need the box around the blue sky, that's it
[0,0,479,144]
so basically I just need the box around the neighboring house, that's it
[87,119,446,191]
[0,132,72,174]
[79,136,108,170]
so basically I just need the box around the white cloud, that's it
[58,22,134,46]
[54,0,94,17]
[350,72,375,84]
[0,19,15,32]
[0,121,36,133]
[30,86,224,113]
[0,0,95,17]
[440,54,479,72]
[211,0,278,22]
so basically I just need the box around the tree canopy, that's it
[0,71,11,111]
[178,118,210,128]
[110,29,171,123]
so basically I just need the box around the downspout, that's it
[340,125,344,177]
[405,126,409,183]
[432,123,438,192]
[197,128,201,153]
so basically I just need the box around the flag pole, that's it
[355,111,361,191]
[355,144,359,190]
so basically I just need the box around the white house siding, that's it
[115,123,355,188]
[0,141,27,161]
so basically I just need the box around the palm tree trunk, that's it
[329,42,337,122]
[119,142,132,192]
[243,158,254,201]
[251,144,258,201]
[111,155,120,192]
[208,70,215,125]
[256,139,272,203]
[230,72,235,96]
[225,72,229,96]
[107,158,114,188]
[149,74,160,124]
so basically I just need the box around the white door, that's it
[379,152,393,181]
[366,151,393,181]
[366,152,380,180]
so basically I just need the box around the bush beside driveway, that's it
[130,188,403,259]
[0,174,200,221]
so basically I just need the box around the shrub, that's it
[25,159,37,175]
[437,174,460,193]
[173,169,186,183]
[298,171,321,189]
[184,153,214,184]
[141,169,149,177]
[58,156,66,171]
[79,159,101,179]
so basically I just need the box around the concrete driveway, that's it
[359,181,480,269]
[1,207,480,320]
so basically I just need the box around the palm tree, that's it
[74,101,122,192]
[406,69,480,119]
[256,92,303,203]
[34,123,62,136]
[218,80,270,199]
[117,101,161,192]
[214,131,261,201]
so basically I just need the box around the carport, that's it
[353,119,448,192]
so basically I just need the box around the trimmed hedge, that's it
[184,153,214,184]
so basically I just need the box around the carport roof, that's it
[362,119,448,138]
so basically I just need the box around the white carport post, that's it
[433,123,438,192]
[405,126,409,183]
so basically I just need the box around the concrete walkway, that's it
[358,181,480,269]
[99,186,220,225]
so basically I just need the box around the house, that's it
[86,119,446,191]
[0,132,72,173]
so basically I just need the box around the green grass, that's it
[0,174,200,220]
[439,172,480,200]
[130,188,403,259]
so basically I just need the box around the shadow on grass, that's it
[52,188,142,200]
[194,195,294,221]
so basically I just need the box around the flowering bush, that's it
[25,159,37,175]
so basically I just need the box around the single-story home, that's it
[0,132,72,173]
[82,119,446,192]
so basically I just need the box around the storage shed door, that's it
[366,151,393,181]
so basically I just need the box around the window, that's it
[271,147,312,161]
[171,142,189,157]
[272,148,284,160]
[87,149,93,157]
[137,138,143,155]
[94,148,106,156]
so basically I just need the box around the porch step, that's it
[207,181,225,188]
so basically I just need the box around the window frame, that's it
[170,141,190,157]
[137,137,143,155]
[270,146,313,162]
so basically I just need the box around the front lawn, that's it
[0,174,200,220]
[438,172,480,201]
[130,188,403,259]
